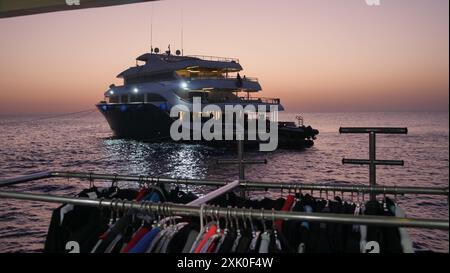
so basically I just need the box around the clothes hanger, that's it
[224,206,229,232]
[260,208,267,233]
[271,208,278,239]
[241,207,248,230]
[158,203,181,228]
[214,206,221,234]
[383,187,388,212]
[355,190,361,212]
[108,198,116,226]
[234,207,241,234]
[324,189,330,209]
[228,206,234,230]
[207,206,215,230]
[136,200,146,226]
[189,204,207,253]
[109,174,120,195]
[248,207,256,237]
[360,190,366,211]
[164,203,173,228]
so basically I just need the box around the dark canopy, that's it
[0,0,159,18]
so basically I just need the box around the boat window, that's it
[120,94,128,103]
[125,72,176,84]
[109,96,119,103]
[207,91,238,103]
[189,91,208,102]
[130,94,145,103]
[147,93,167,102]
[176,69,224,79]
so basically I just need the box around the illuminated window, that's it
[109,96,119,103]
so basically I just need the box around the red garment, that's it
[207,230,223,253]
[207,239,217,253]
[121,226,151,253]
[99,232,109,240]
[275,195,295,231]
[194,225,217,253]
[135,188,150,201]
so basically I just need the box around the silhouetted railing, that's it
[187,55,239,63]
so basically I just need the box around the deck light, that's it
[181,82,188,90]
[109,90,114,95]
[133,87,139,93]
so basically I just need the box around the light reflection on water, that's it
[0,111,448,252]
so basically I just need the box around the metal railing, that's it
[190,75,259,83]
[187,55,239,63]
[238,97,280,104]
[204,96,280,105]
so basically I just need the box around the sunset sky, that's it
[0,0,448,114]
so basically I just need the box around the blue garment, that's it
[143,192,161,203]
[128,227,161,253]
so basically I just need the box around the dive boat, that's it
[96,47,318,149]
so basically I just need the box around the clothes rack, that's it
[0,190,447,230]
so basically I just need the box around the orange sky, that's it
[0,0,448,114]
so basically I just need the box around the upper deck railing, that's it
[238,97,280,104]
[189,75,259,83]
[205,96,280,105]
[187,55,240,63]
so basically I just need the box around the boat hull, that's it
[97,103,319,149]
[97,103,172,140]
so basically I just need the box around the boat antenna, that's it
[150,4,154,53]
[181,7,184,56]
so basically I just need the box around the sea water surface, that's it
[0,112,448,252]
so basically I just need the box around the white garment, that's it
[359,205,367,253]
[395,205,414,253]
[359,225,367,253]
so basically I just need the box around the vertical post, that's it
[238,140,247,199]
[238,140,245,181]
[217,139,266,199]
[369,132,376,200]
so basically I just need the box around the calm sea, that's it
[0,111,448,253]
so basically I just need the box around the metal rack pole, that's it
[0,172,52,187]
[239,182,449,196]
[0,190,447,230]
[39,173,450,197]
[1,171,448,196]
